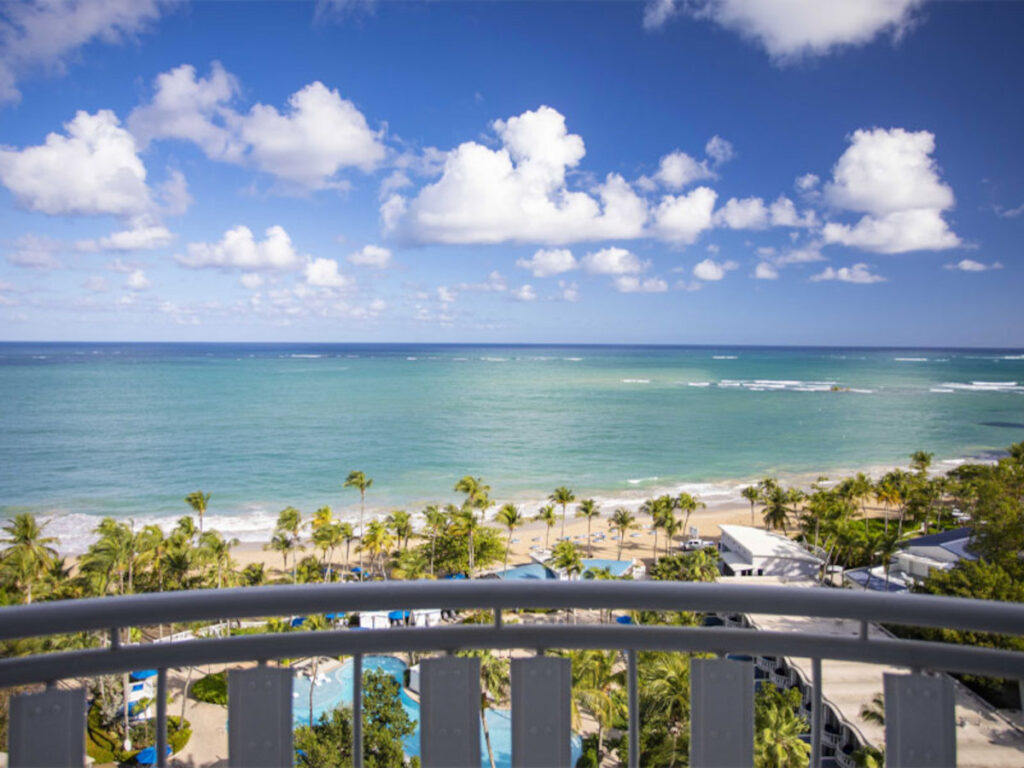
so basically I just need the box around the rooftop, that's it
[719,524,824,564]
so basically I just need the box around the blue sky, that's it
[0,0,1021,346]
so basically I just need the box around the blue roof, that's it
[902,527,971,548]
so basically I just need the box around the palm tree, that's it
[534,505,557,549]
[275,507,303,582]
[175,515,198,547]
[184,490,211,535]
[762,486,795,533]
[575,499,601,557]
[392,549,432,580]
[609,508,637,559]
[265,532,295,580]
[662,514,684,557]
[550,540,584,615]
[910,450,934,476]
[344,470,373,577]
[137,524,167,593]
[677,492,705,543]
[494,503,524,573]
[312,522,339,581]
[360,520,394,579]
[455,476,493,576]
[550,486,576,541]
[456,650,509,768]
[741,485,761,527]
[386,509,413,551]
[338,522,355,574]
[755,696,811,768]
[422,505,447,576]
[0,513,58,604]
[860,692,885,726]
[642,652,692,766]
[449,505,482,577]
[311,505,334,533]
[567,650,620,762]
[198,530,238,589]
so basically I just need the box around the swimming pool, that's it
[292,655,582,767]
[499,558,632,579]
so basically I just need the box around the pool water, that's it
[499,558,632,579]
[292,655,582,767]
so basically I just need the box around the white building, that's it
[718,524,823,579]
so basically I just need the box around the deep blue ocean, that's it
[2,342,1022,552]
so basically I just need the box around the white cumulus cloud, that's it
[795,173,820,191]
[715,195,815,230]
[516,248,577,278]
[754,262,779,280]
[705,135,735,165]
[6,234,60,268]
[650,186,717,244]
[944,259,1002,273]
[693,258,738,281]
[0,0,165,105]
[177,225,304,271]
[582,247,646,275]
[382,106,647,245]
[558,280,580,302]
[822,128,960,254]
[613,276,668,293]
[78,224,172,252]
[810,263,886,284]
[125,269,151,291]
[304,258,351,288]
[129,64,385,190]
[645,1,923,61]
[0,110,152,217]
[347,244,392,268]
[511,284,537,301]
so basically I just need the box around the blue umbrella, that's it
[290,616,307,627]
[387,609,411,620]
[135,745,171,765]
[325,612,346,620]
[615,615,634,625]
[350,566,362,573]
[130,669,158,681]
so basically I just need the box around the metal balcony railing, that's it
[1,581,1023,767]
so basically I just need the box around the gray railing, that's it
[2,581,1023,767]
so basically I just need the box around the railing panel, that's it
[690,658,754,768]
[420,656,482,768]
[510,656,571,768]
[883,672,956,768]
[8,687,86,768]
[228,666,294,768]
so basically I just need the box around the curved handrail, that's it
[1,624,1022,688]
[1,581,1023,641]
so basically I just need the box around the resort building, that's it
[717,524,824,579]
[843,527,976,592]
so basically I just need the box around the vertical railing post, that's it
[353,653,363,768]
[156,668,168,768]
[811,657,822,768]
[628,649,639,768]
[109,627,120,650]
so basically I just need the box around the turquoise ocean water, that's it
[1,342,1023,552]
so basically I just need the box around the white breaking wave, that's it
[937,381,1023,392]
[894,357,928,362]
[290,354,322,358]
[715,379,841,393]
[712,355,738,360]
[622,379,651,384]
[930,388,955,393]
[481,357,508,362]
[687,381,711,387]
[564,357,583,361]
[627,476,659,485]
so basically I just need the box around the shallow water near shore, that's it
[2,342,1022,552]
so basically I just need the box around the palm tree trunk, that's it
[545,525,550,549]
[358,491,365,578]
[652,530,658,561]
[430,533,436,577]
[560,504,567,540]
[587,519,592,558]
[482,708,497,768]
[308,657,318,727]
[468,528,475,577]
[180,666,194,725]
[504,538,511,573]
[750,501,755,526]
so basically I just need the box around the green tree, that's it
[495,503,524,573]
[275,507,303,582]
[264,531,295,581]
[457,650,509,768]
[567,650,621,763]
[0,513,58,604]
[386,510,413,552]
[534,504,557,550]
[422,505,448,577]
[360,520,395,580]
[550,486,576,542]
[454,476,493,576]
[338,522,355,575]
[762,485,799,533]
[184,490,210,535]
[198,530,238,589]
[575,499,601,557]
[609,508,638,560]
[741,485,761,527]
[344,470,373,578]
[754,684,810,768]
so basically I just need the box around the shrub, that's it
[192,671,228,706]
